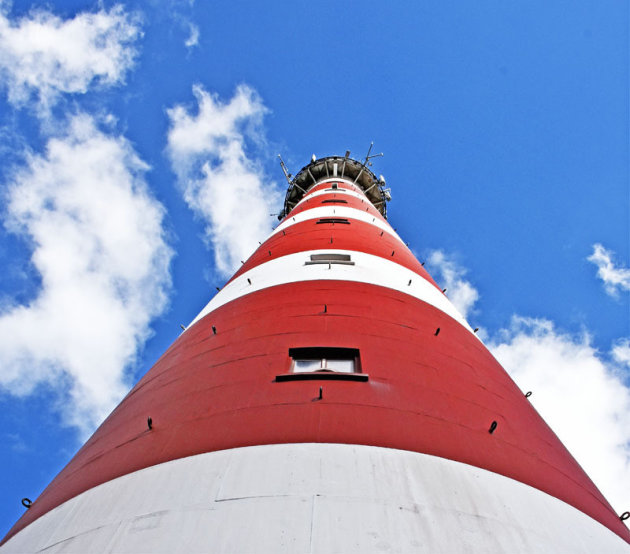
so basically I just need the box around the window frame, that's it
[305,253,354,266]
[275,347,368,382]
[316,217,350,225]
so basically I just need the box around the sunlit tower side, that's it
[2,153,629,552]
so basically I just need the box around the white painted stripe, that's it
[189,249,472,332]
[272,206,401,242]
[4,444,627,553]
[294,186,370,207]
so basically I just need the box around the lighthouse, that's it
[2,154,629,552]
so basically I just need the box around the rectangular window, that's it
[321,199,348,204]
[294,357,355,373]
[316,218,350,225]
[305,253,354,266]
[275,347,368,382]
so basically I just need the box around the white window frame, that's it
[289,347,361,375]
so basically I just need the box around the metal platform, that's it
[280,155,391,219]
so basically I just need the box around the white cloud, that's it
[423,250,630,516]
[184,23,199,48]
[0,3,141,109]
[612,338,630,369]
[425,250,479,320]
[0,113,172,437]
[166,84,282,277]
[489,317,630,514]
[587,243,630,298]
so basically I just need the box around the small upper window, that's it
[321,199,348,204]
[316,218,350,225]
[305,253,354,266]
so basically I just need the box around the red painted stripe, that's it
[228,218,439,290]
[282,180,367,223]
[286,191,384,221]
[4,281,629,544]
[305,180,363,196]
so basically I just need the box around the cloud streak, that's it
[184,23,199,48]
[166,84,281,277]
[0,2,141,109]
[425,249,479,320]
[0,114,172,437]
[587,243,630,298]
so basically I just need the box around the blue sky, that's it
[0,0,628,536]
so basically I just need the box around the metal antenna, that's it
[277,155,292,185]
[363,141,384,166]
[363,142,373,164]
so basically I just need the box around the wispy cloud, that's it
[0,2,141,109]
[166,84,282,277]
[0,114,172,437]
[5,432,28,453]
[489,316,630,514]
[587,243,630,298]
[425,250,479,320]
[612,338,630,369]
[184,23,199,48]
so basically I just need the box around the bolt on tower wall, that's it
[2,156,629,552]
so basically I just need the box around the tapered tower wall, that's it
[2,160,629,552]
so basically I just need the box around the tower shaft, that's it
[2,158,629,552]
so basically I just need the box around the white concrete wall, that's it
[3,444,628,553]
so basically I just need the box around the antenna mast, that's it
[277,155,293,185]
[363,141,383,166]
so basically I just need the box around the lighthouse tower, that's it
[2,155,629,552]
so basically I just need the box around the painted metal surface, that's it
[191,250,471,330]
[227,218,437,287]
[292,184,370,206]
[281,155,390,218]
[304,179,365,194]
[3,169,629,548]
[3,444,628,553]
[284,193,383,222]
[271,205,400,240]
[4,280,629,543]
